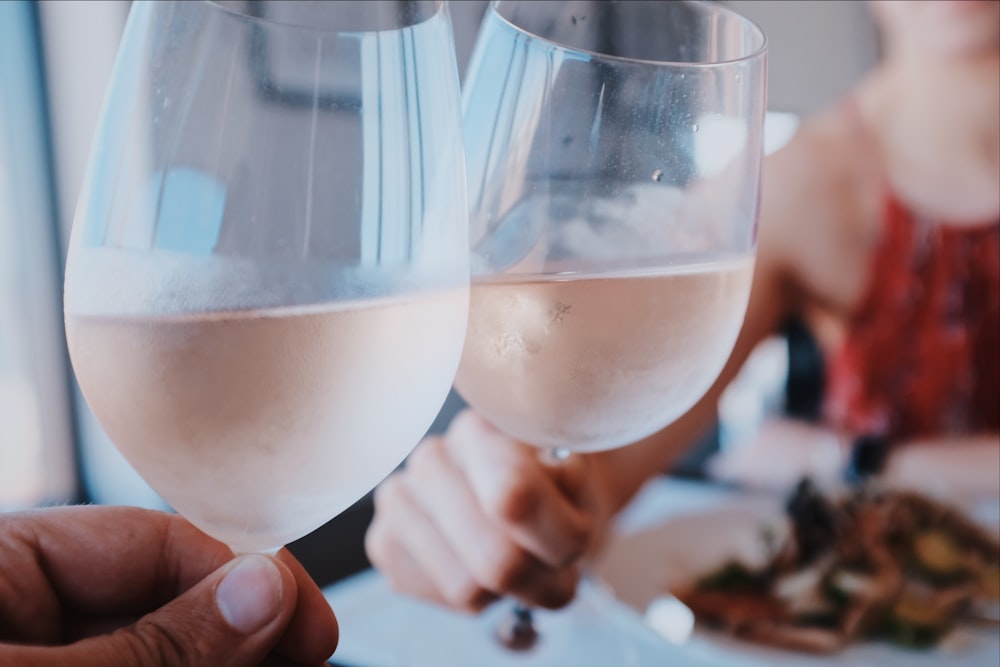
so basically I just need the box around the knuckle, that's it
[116,618,193,666]
[445,577,490,612]
[560,520,592,565]
[486,473,541,525]
[479,544,533,592]
[537,573,580,610]
[445,410,501,452]
[560,458,589,492]
[363,522,389,566]
[372,474,404,509]
[467,590,498,613]
[446,409,480,439]
[405,438,446,477]
[539,586,577,610]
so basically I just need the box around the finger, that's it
[0,506,234,646]
[512,562,582,610]
[1,554,297,667]
[366,451,460,608]
[544,450,591,508]
[5,506,232,615]
[369,489,577,612]
[2,506,338,665]
[61,553,339,666]
[365,506,463,608]
[445,411,593,567]
[272,549,339,665]
[404,437,577,607]
[367,474,493,612]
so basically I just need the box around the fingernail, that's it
[216,555,283,634]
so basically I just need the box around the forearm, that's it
[579,164,802,521]
[583,281,794,516]
[886,433,1000,498]
[586,390,721,516]
[901,433,1000,450]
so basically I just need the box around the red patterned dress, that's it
[824,194,1000,442]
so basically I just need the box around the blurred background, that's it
[0,0,878,583]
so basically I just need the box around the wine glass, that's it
[410,1,766,665]
[64,0,468,563]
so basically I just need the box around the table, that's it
[322,475,1000,666]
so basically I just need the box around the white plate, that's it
[593,498,1000,667]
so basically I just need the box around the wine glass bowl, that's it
[64,0,469,554]
[457,0,767,455]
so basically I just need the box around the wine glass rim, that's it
[489,0,767,69]
[200,0,446,34]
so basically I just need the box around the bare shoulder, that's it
[758,105,882,313]
[762,106,876,237]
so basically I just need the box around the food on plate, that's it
[673,479,1000,654]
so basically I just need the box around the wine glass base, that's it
[402,586,641,667]
[495,604,540,651]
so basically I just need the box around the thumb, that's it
[75,554,295,667]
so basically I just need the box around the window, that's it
[0,0,76,508]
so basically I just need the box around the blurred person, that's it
[709,0,1000,495]
[0,506,338,667]
[365,0,998,613]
